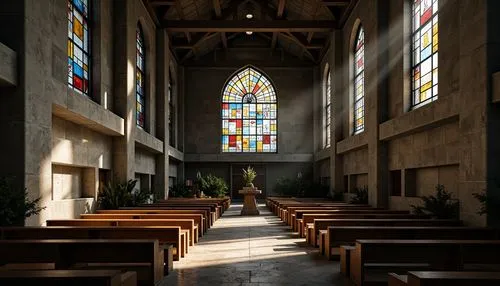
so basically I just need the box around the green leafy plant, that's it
[169,183,193,198]
[0,177,46,226]
[196,172,228,198]
[411,184,459,219]
[350,186,368,204]
[242,166,257,188]
[98,179,150,209]
[473,190,487,216]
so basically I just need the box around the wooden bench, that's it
[97,209,209,232]
[118,207,214,227]
[287,206,376,226]
[351,239,500,286]
[302,213,428,243]
[293,209,411,233]
[336,226,499,277]
[81,213,202,240]
[0,226,175,273]
[388,271,500,286]
[0,270,137,286]
[46,220,188,260]
[319,219,463,260]
[148,202,221,220]
[0,239,163,286]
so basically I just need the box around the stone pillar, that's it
[330,29,344,194]
[154,28,170,199]
[486,0,500,227]
[367,0,389,208]
[112,0,136,183]
[457,0,488,226]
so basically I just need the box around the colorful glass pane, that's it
[222,67,277,153]
[325,69,331,148]
[353,26,365,134]
[412,0,438,108]
[136,25,146,128]
[68,0,90,96]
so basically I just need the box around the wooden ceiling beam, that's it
[149,0,176,6]
[174,0,192,43]
[212,0,227,50]
[281,32,315,61]
[271,0,286,49]
[322,0,350,6]
[163,20,335,32]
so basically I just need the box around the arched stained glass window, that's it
[353,26,365,134]
[68,0,91,96]
[324,67,331,148]
[222,67,277,153]
[136,24,146,128]
[412,0,438,108]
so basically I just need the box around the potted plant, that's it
[0,177,46,226]
[410,184,459,219]
[350,186,368,204]
[242,166,257,188]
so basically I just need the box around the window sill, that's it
[336,132,368,154]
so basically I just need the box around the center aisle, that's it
[159,203,347,285]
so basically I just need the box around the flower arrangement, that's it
[242,166,257,188]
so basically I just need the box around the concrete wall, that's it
[326,0,498,226]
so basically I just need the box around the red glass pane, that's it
[73,76,83,90]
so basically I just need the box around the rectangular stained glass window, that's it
[412,0,438,108]
[136,25,146,128]
[353,27,365,134]
[325,69,331,148]
[68,0,90,96]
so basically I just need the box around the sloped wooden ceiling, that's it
[144,0,356,63]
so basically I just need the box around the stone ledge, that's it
[493,72,500,103]
[53,92,124,136]
[379,95,459,141]
[314,147,331,161]
[336,132,368,154]
[168,146,184,161]
[0,42,17,86]
[184,153,314,162]
[135,128,164,154]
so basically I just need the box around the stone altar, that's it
[238,187,261,215]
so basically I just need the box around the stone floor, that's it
[159,203,349,286]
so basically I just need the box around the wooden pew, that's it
[0,226,176,273]
[320,219,463,259]
[149,202,221,220]
[97,209,209,232]
[350,239,500,286]
[81,213,202,240]
[119,207,214,227]
[0,270,137,286]
[303,213,429,246]
[0,239,164,286]
[388,271,500,286]
[285,205,372,224]
[46,219,188,260]
[336,226,499,276]
[293,210,411,233]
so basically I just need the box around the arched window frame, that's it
[324,65,331,148]
[353,25,365,135]
[221,66,278,153]
[136,23,146,129]
[68,0,91,96]
[411,0,438,109]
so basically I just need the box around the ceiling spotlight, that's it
[246,13,253,19]
[246,31,253,35]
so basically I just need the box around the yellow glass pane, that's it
[73,18,83,39]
